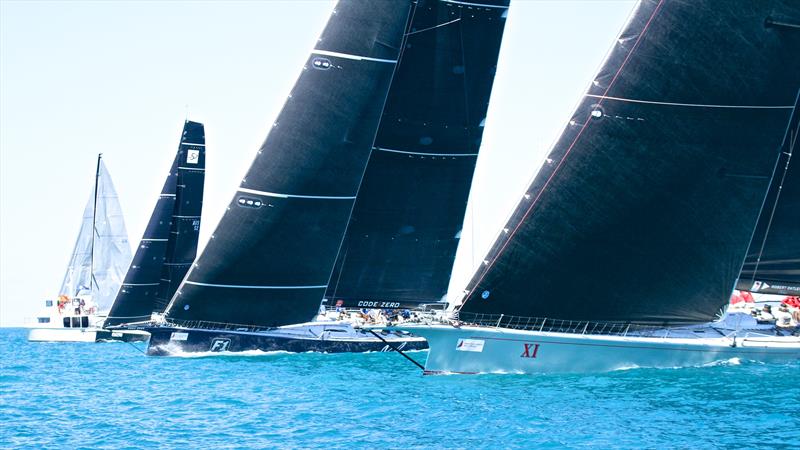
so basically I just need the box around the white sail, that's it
[58,158,132,312]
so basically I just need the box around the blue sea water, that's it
[1,328,798,449]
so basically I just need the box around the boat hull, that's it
[28,327,98,342]
[95,329,149,343]
[27,327,149,343]
[144,323,428,356]
[397,325,800,374]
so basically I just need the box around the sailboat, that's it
[136,0,419,355]
[28,154,133,342]
[102,120,206,342]
[126,0,511,355]
[138,0,510,355]
[387,0,800,374]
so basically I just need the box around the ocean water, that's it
[1,328,798,449]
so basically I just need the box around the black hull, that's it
[144,326,428,356]
[94,329,149,343]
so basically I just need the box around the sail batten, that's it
[163,1,415,328]
[458,0,800,324]
[105,121,206,326]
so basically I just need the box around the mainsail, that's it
[325,0,509,308]
[458,0,800,324]
[163,1,414,328]
[737,91,800,296]
[59,156,132,313]
[156,122,206,310]
[105,121,206,326]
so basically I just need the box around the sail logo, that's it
[520,343,540,359]
[750,281,770,292]
[357,300,401,308]
[210,338,231,352]
[456,338,484,352]
[186,149,200,164]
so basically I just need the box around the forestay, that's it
[737,92,800,296]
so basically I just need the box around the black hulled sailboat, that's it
[102,121,206,341]
[141,0,510,355]
[390,0,800,374]
[142,1,420,354]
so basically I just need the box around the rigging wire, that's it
[747,116,798,283]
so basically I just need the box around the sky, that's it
[0,0,636,326]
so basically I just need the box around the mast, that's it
[89,152,102,299]
[458,0,800,324]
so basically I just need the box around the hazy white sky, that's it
[0,0,635,326]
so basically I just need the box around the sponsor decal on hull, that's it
[456,338,485,352]
[210,338,231,352]
[170,332,189,341]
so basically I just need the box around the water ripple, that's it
[1,329,799,448]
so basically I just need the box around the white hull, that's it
[398,324,800,374]
[27,327,149,343]
[28,327,99,342]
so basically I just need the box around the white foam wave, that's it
[157,345,293,358]
[701,357,766,367]
[611,364,642,372]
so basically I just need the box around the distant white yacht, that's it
[28,154,139,342]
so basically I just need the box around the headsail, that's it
[325,0,509,308]
[163,1,414,328]
[59,156,132,312]
[737,91,800,296]
[459,0,800,324]
[105,121,205,327]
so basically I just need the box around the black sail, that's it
[737,92,800,296]
[105,121,205,327]
[459,0,800,324]
[325,0,509,308]
[164,1,413,328]
[155,121,206,309]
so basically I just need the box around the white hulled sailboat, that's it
[388,0,800,374]
[28,154,133,342]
